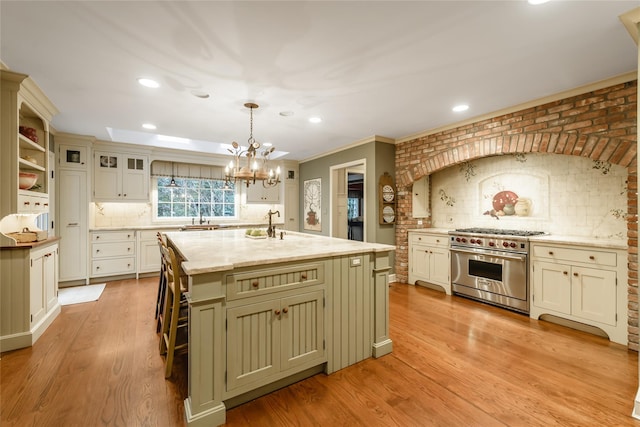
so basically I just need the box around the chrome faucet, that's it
[198,204,206,224]
[267,209,280,238]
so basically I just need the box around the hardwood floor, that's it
[1,278,639,426]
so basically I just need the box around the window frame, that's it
[151,176,239,222]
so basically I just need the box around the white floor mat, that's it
[58,283,106,306]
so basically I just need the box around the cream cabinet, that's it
[530,242,627,345]
[245,182,281,203]
[137,229,173,274]
[0,70,57,222]
[412,176,430,218]
[58,168,88,282]
[0,240,60,352]
[408,230,450,294]
[93,151,149,202]
[90,230,136,277]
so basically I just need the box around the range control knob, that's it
[510,242,517,248]
[461,238,467,243]
[489,242,495,247]
[456,237,461,242]
[502,242,509,247]
[470,238,476,244]
[476,239,482,245]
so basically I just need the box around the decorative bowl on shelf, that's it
[19,172,38,190]
[19,126,38,143]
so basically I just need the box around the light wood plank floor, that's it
[1,278,639,426]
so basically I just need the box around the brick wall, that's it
[394,80,638,349]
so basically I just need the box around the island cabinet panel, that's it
[225,289,325,396]
[325,254,374,373]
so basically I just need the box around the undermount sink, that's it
[180,224,219,231]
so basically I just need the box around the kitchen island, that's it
[165,229,395,427]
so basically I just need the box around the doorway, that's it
[330,160,366,241]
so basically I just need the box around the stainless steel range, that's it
[449,228,546,314]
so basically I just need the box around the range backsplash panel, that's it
[430,153,627,239]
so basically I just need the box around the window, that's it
[156,177,236,219]
[348,197,360,220]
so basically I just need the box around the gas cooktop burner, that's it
[454,228,546,237]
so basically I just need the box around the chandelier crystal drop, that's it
[225,103,280,188]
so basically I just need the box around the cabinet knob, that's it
[96,249,100,253]
[252,281,259,288]
[282,307,288,314]
[96,236,100,239]
[124,194,127,197]
[44,203,49,207]
[35,202,40,206]
[274,309,281,315]
[96,266,100,269]
[573,272,578,277]
[127,247,131,251]
[589,255,595,260]
[563,271,568,275]
[301,273,307,280]
[548,251,554,255]
[436,239,440,243]
[24,201,30,205]
[118,194,121,197]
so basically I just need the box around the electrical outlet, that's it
[417,220,423,225]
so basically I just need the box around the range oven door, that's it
[450,247,528,313]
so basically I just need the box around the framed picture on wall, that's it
[303,178,321,231]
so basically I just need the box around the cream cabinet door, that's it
[571,266,617,326]
[532,261,571,314]
[30,250,46,326]
[430,247,450,287]
[122,156,148,200]
[410,245,430,282]
[58,169,87,282]
[412,176,429,218]
[94,153,122,199]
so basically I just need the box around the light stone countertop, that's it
[405,228,627,250]
[407,228,452,235]
[165,228,395,275]
[89,222,281,232]
[528,234,627,250]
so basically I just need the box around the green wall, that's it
[299,139,396,272]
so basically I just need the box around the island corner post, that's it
[164,229,394,427]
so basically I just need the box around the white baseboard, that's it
[389,273,397,283]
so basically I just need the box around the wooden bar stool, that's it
[155,232,167,333]
[159,244,189,378]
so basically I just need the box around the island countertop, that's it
[165,228,395,275]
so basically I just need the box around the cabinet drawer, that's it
[226,262,324,301]
[92,257,136,276]
[409,233,447,247]
[532,245,617,267]
[92,241,135,258]
[18,193,49,214]
[91,231,135,242]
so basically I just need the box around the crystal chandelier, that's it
[225,103,280,188]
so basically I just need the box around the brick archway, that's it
[394,80,638,348]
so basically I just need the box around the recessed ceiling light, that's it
[142,123,157,130]
[263,142,273,147]
[528,0,550,4]
[452,104,469,113]
[137,78,160,88]
[309,117,322,124]
[279,111,294,117]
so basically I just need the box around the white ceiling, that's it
[1,1,637,161]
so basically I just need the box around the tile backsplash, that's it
[430,153,627,239]
[91,195,282,228]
